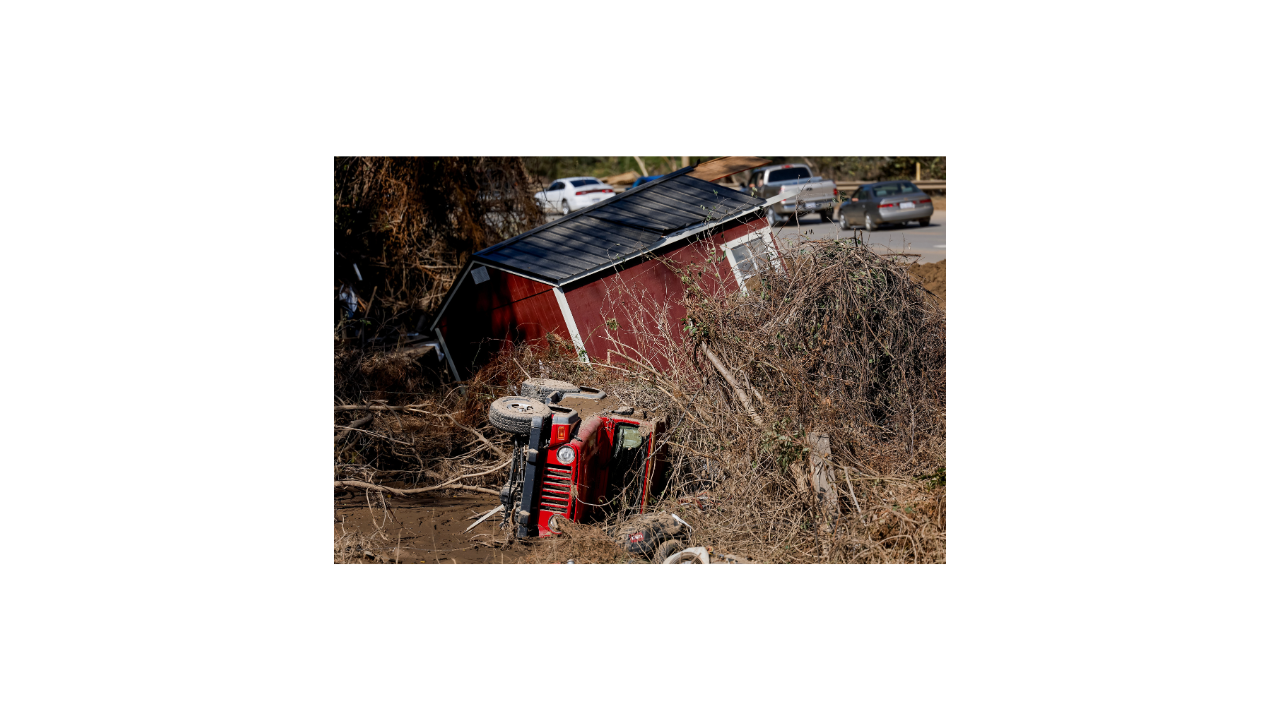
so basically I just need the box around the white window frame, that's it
[721,229,782,294]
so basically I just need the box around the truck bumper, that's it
[781,199,836,215]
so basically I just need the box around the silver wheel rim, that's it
[561,201,568,215]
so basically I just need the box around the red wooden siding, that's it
[564,217,769,372]
[437,265,570,372]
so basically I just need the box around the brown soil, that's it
[908,259,945,310]
[334,489,533,564]
[518,517,633,564]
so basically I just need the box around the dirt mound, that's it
[908,259,945,309]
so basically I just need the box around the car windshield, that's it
[768,167,811,182]
[873,182,919,197]
[570,179,600,187]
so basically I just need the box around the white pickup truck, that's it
[744,163,839,226]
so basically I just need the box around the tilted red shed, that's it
[429,159,785,380]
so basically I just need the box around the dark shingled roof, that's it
[472,169,763,284]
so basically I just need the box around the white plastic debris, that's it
[338,285,357,318]
[670,513,694,533]
[662,546,710,564]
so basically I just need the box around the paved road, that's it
[769,210,946,265]
[544,205,947,265]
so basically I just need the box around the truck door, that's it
[600,421,651,517]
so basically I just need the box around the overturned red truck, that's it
[489,378,667,538]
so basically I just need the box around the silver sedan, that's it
[836,180,934,231]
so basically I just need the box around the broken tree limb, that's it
[840,466,863,517]
[334,415,374,442]
[465,505,504,532]
[335,402,427,411]
[334,480,500,497]
[699,342,763,427]
[406,407,503,455]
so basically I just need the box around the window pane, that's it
[769,167,811,182]
[731,245,756,275]
[570,179,598,187]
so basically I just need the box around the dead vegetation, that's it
[334,157,545,337]
[333,171,946,562]
[465,229,947,563]
[518,517,633,564]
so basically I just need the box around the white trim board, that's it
[434,327,460,382]
[721,229,783,295]
[552,287,590,364]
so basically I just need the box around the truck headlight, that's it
[556,446,576,464]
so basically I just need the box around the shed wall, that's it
[437,265,569,374]
[563,216,769,371]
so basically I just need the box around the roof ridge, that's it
[476,167,696,258]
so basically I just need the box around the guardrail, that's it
[610,180,946,194]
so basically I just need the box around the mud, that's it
[334,490,533,564]
[908,259,945,310]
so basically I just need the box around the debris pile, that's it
[335,229,946,563]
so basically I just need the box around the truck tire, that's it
[488,396,552,435]
[653,538,685,564]
[766,207,784,226]
[520,378,580,403]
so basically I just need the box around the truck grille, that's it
[540,464,573,515]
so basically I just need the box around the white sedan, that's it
[535,177,616,215]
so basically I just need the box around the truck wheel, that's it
[653,539,685,564]
[520,378,580,403]
[488,396,551,435]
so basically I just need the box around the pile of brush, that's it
[455,235,947,563]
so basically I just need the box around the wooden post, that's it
[916,162,921,181]
[806,432,840,525]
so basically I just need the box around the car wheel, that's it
[838,213,850,231]
[864,212,878,231]
[766,207,783,226]
[919,216,931,227]
[560,200,570,216]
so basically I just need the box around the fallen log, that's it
[699,342,763,427]
[334,480,500,497]
[334,415,374,442]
